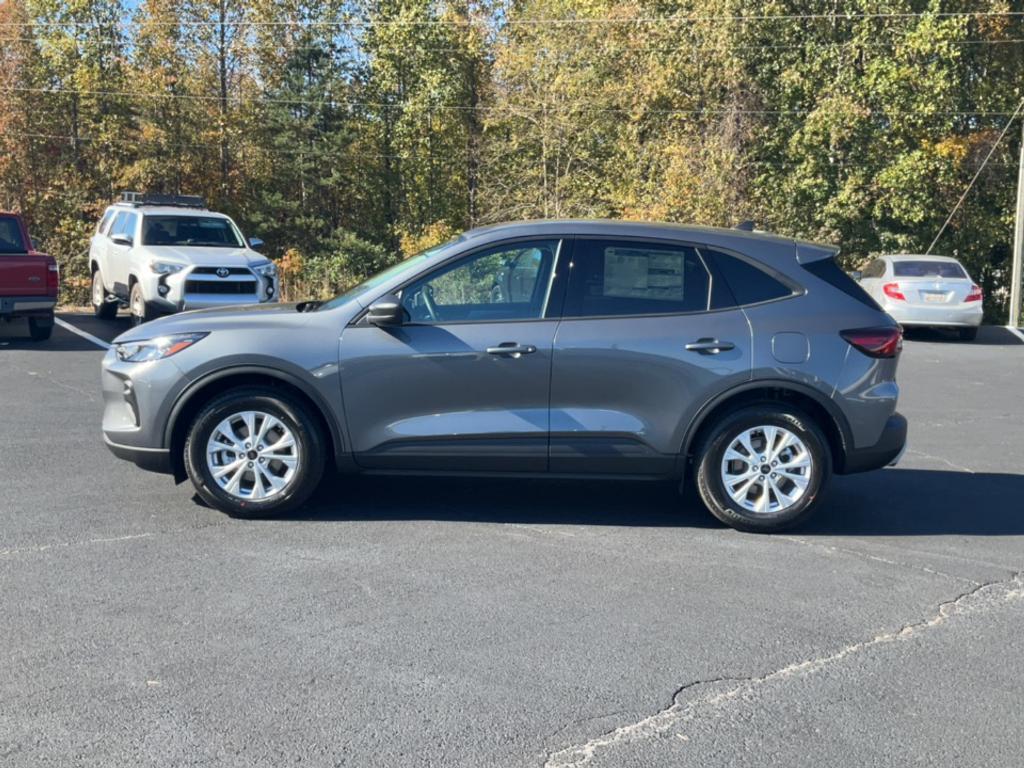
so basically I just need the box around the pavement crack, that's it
[905,448,975,474]
[543,572,1024,767]
[776,535,983,586]
[0,523,230,559]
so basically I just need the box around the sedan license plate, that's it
[923,292,947,303]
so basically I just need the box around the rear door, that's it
[339,238,565,472]
[0,215,47,297]
[548,237,752,475]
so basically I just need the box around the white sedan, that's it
[858,254,983,341]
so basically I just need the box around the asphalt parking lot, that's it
[2,314,1023,767]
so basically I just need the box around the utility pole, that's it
[1011,118,1024,328]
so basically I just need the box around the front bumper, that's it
[840,412,908,474]
[103,434,172,474]
[140,267,279,312]
[101,346,187,476]
[883,301,983,328]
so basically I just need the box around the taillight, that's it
[965,284,983,302]
[882,282,906,301]
[841,326,903,358]
[47,262,59,293]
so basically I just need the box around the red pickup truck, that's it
[0,212,58,341]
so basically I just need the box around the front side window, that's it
[109,212,138,240]
[97,210,114,235]
[142,215,243,248]
[564,239,710,317]
[0,216,26,254]
[401,240,559,323]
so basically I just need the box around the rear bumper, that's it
[884,302,983,328]
[103,434,173,475]
[0,296,56,317]
[839,412,908,474]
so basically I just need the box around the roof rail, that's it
[119,191,207,209]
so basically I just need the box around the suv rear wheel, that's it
[91,269,118,319]
[694,405,831,532]
[184,387,326,518]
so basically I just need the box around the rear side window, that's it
[863,259,887,278]
[0,216,27,254]
[892,260,967,279]
[705,250,793,307]
[802,257,881,309]
[564,240,710,317]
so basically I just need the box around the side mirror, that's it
[849,270,863,281]
[366,293,404,326]
[111,233,133,247]
[248,237,265,250]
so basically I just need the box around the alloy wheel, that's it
[205,410,301,501]
[720,425,813,514]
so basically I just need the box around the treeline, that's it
[1,0,1022,319]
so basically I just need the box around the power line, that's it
[3,10,1024,28]
[3,87,1020,117]
[926,97,1024,254]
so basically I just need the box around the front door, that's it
[339,238,565,472]
[549,237,752,475]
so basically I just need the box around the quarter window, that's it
[706,250,793,307]
[401,240,559,323]
[564,240,710,317]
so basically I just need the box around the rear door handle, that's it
[685,338,735,355]
[486,342,537,358]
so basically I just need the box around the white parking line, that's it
[54,317,111,350]
[1006,325,1024,343]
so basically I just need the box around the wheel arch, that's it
[681,380,853,478]
[164,367,346,482]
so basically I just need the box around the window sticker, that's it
[603,248,684,301]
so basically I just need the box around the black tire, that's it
[129,282,157,326]
[91,269,118,320]
[28,314,54,341]
[694,405,832,533]
[958,327,978,342]
[184,387,326,518]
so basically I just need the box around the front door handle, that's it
[685,338,736,355]
[486,342,537,358]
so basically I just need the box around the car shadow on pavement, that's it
[903,326,1024,346]
[291,468,1024,536]
[296,475,718,529]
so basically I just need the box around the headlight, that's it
[150,260,185,275]
[253,261,277,278]
[115,332,208,363]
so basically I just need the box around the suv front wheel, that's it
[694,405,831,532]
[184,387,326,518]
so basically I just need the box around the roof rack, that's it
[119,191,207,209]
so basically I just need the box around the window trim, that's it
[354,236,568,327]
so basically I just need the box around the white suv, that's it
[89,193,279,325]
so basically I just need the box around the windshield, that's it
[0,216,27,254]
[317,240,459,311]
[142,215,244,248]
[892,260,967,279]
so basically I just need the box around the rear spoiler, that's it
[796,241,840,264]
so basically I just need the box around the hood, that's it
[113,302,312,344]
[139,245,263,267]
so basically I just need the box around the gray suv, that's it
[101,220,907,532]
